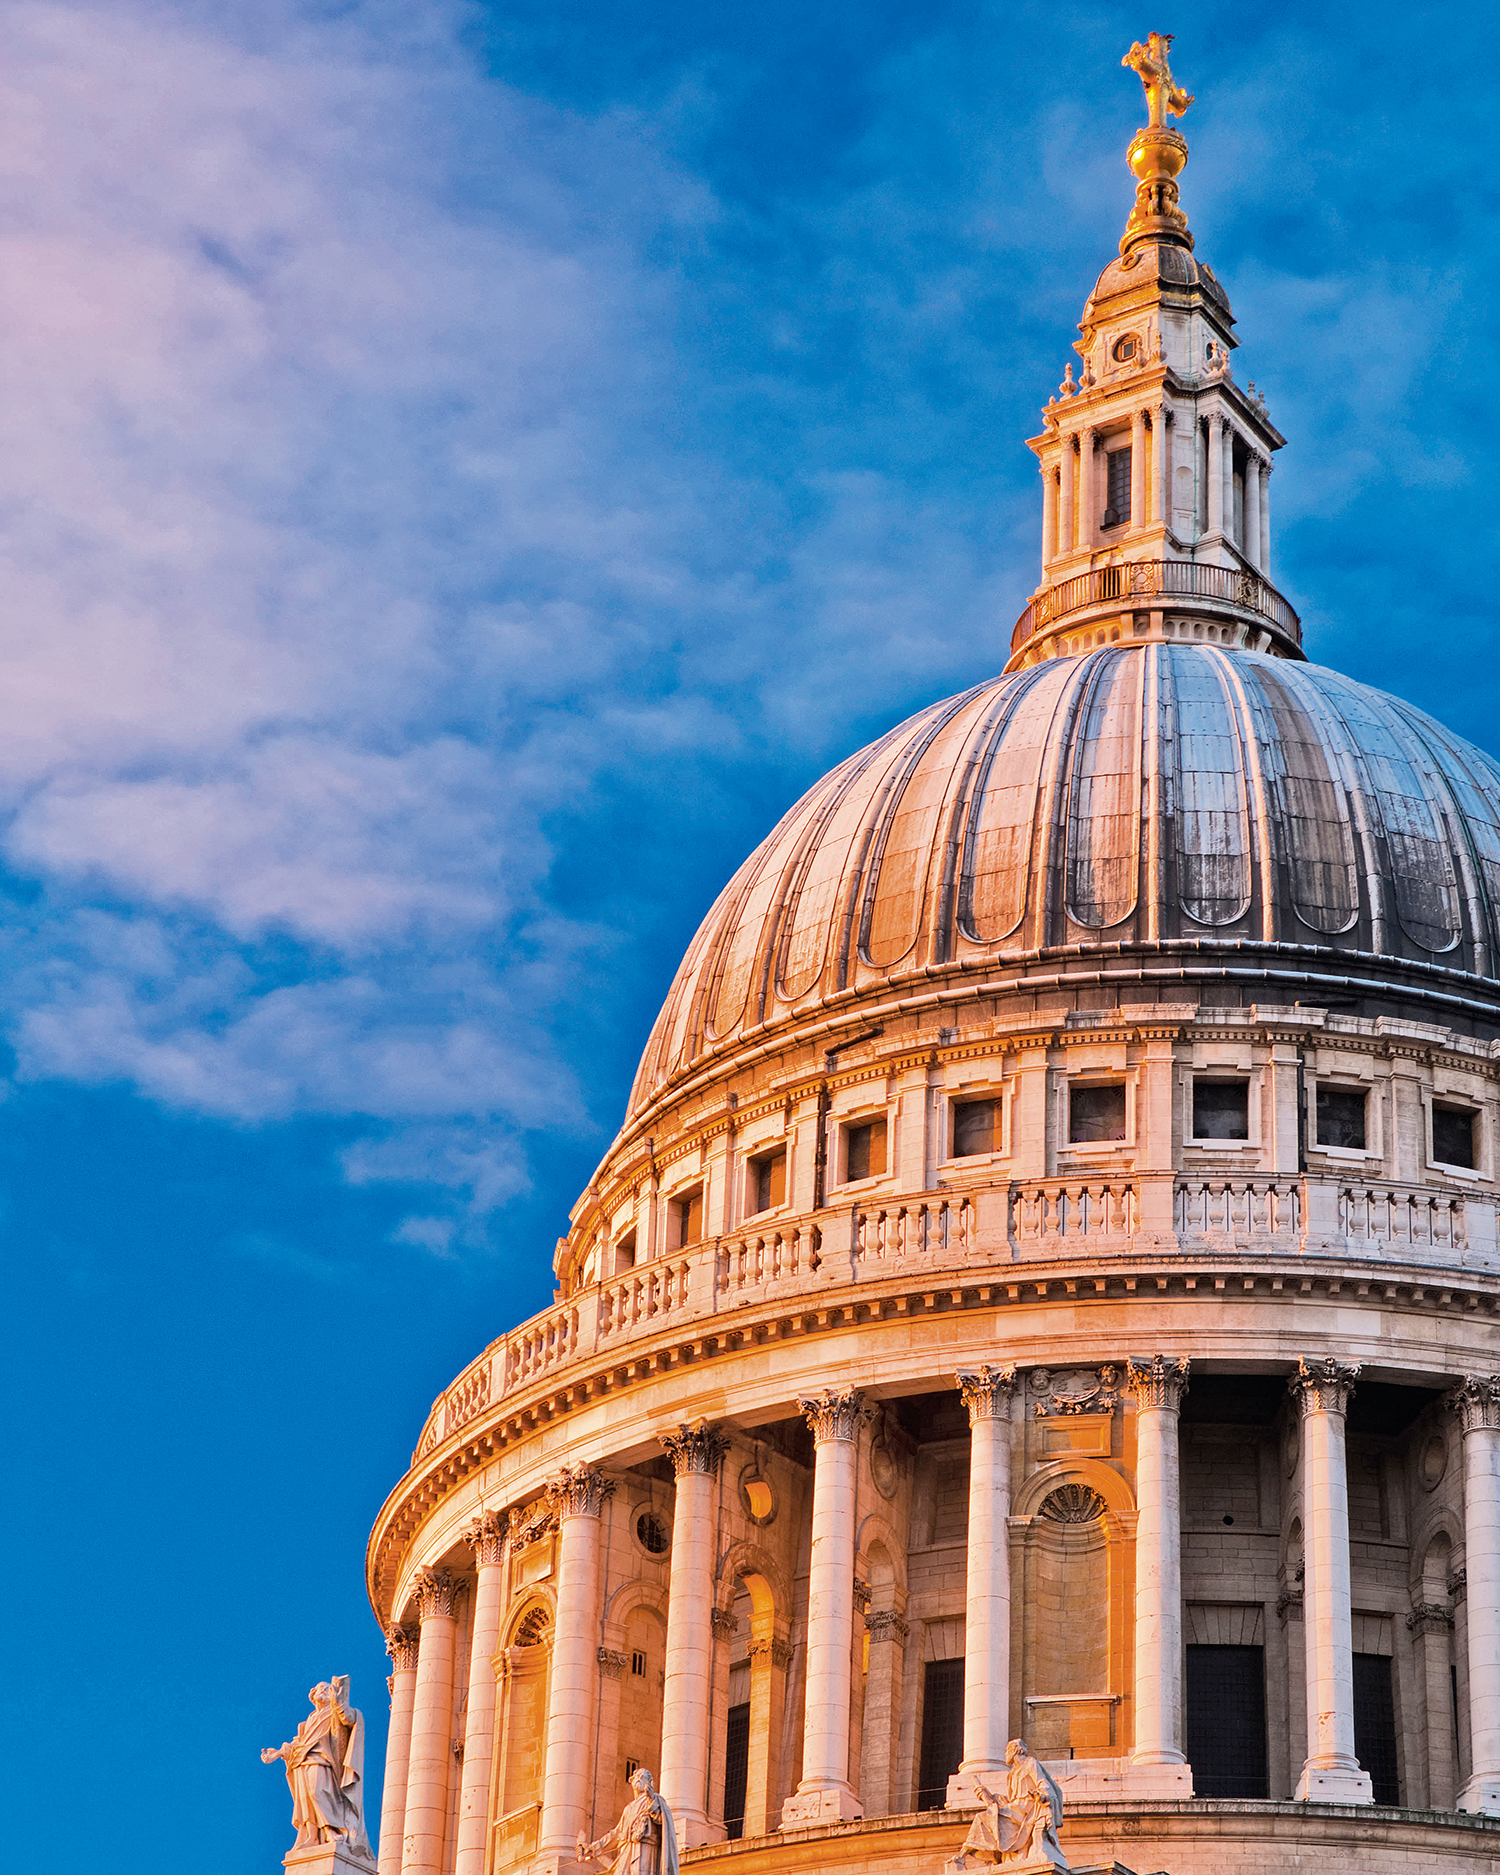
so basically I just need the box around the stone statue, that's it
[577,1767,679,1875]
[948,1740,1069,1872]
[1122,32,1193,128]
[261,1677,373,1860]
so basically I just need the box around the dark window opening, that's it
[1353,1652,1400,1805]
[1070,1082,1127,1143]
[1113,334,1137,362]
[723,1701,750,1839]
[916,1657,964,1811]
[749,1149,786,1214]
[670,1187,703,1247]
[636,1512,669,1555]
[953,1098,997,1158]
[1102,446,1131,529]
[1194,1078,1250,1140]
[624,1757,640,1781]
[614,1230,637,1274]
[1317,1086,1367,1151]
[1433,1103,1477,1170]
[1186,1645,1268,1797]
[844,1118,887,1182]
[631,1649,648,1677]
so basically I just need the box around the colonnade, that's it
[376,1362,1500,1873]
[1042,403,1172,568]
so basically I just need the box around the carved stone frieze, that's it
[386,1623,420,1673]
[865,1609,910,1644]
[749,1635,794,1670]
[545,1463,615,1520]
[462,1508,510,1569]
[1449,1566,1468,1603]
[1448,1373,1500,1434]
[660,1422,729,1477]
[1290,1356,1359,1417]
[1407,1602,1455,1636]
[956,1363,1018,1422]
[798,1386,867,1443]
[1125,1353,1190,1411]
[412,1567,457,1621]
[597,1647,628,1679]
[1029,1366,1120,1418]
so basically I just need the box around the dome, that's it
[630,641,1500,1116]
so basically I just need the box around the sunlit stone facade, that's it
[363,66,1500,1875]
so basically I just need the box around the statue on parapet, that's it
[578,1766,679,1875]
[261,1677,373,1863]
[1122,31,1193,128]
[947,1740,1069,1872]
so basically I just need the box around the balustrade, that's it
[1174,1178,1300,1239]
[1009,1182,1137,1247]
[1340,1185,1465,1251]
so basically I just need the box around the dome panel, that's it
[1065,650,1142,929]
[959,662,1074,943]
[1252,668,1361,936]
[1169,647,1252,927]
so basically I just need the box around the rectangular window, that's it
[670,1187,703,1248]
[613,1230,637,1274]
[916,1657,965,1811]
[1317,1085,1367,1151]
[1353,1652,1400,1805]
[631,1649,647,1676]
[952,1098,997,1157]
[723,1702,750,1840]
[749,1149,786,1215]
[1194,1078,1250,1141]
[1433,1102,1477,1169]
[624,1758,640,1782]
[844,1117,887,1182]
[1069,1082,1126,1143]
[1185,1644,1268,1798]
[1102,446,1131,528]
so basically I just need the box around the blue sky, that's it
[1,1,1495,1865]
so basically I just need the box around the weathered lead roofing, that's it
[628,642,1500,1114]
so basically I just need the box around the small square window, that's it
[952,1098,997,1157]
[844,1117,887,1182]
[748,1149,786,1215]
[1433,1103,1477,1170]
[1070,1082,1126,1143]
[670,1187,703,1247]
[1194,1079,1249,1141]
[1316,1087,1367,1151]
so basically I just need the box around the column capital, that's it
[1125,1353,1190,1410]
[386,1622,421,1672]
[711,1607,739,1641]
[596,1647,628,1680]
[1407,1601,1455,1636]
[660,1421,729,1477]
[1290,1355,1360,1417]
[412,1566,457,1621]
[544,1462,615,1520]
[798,1386,868,1443]
[461,1508,510,1569]
[956,1363,1018,1421]
[1448,1373,1500,1434]
[865,1609,909,1644]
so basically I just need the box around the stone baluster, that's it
[378,1625,420,1875]
[1451,1375,1500,1812]
[1059,435,1076,556]
[1244,451,1262,570]
[1206,414,1224,538]
[948,1365,1018,1806]
[1129,409,1146,531]
[1126,1356,1192,1791]
[1290,1358,1373,1802]
[454,1510,511,1875]
[781,1388,867,1826]
[1041,461,1058,571]
[660,1422,730,1845]
[401,1569,459,1875]
[538,1465,615,1855]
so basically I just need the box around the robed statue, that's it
[261,1677,373,1858]
[578,1767,679,1875]
[1122,31,1193,129]
[949,1740,1069,1872]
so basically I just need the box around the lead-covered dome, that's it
[630,643,1500,1115]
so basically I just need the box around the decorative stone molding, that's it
[711,1608,739,1641]
[462,1507,510,1568]
[1448,1374,1500,1434]
[1290,1356,1360,1417]
[544,1463,615,1520]
[1449,1566,1468,1603]
[1039,1484,1107,1524]
[853,1576,872,1615]
[386,1623,420,1673]
[1029,1366,1120,1418]
[1125,1353,1190,1410]
[412,1567,457,1621]
[865,1609,910,1645]
[798,1386,867,1443]
[1407,1602,1455,1636]
[956,1363,1018,1421]
[596,1647,628,1679]
[1275,1588,1303,1623]
[751,1635,794,1669]
[660,1422,729,1477]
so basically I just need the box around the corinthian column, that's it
[1126,1356,1192,1792]
[1244,451,1262,570]
[1451,1376,1500,1812]
[660,1423,730,1845]
[454,1511,510,1875]
[1260,458,1272,573]
[1153,403,1171,530]
[1059,435,1076,555]
[1206,415,1224,538]
[1041,462,1058,572]
[401,1569,459,1875]
[1129,409,1146,531]
[947,1365,1017,1806]
[378,1625,420,1875]
[1291,1358,1373,1803]
[781,1388,867,1826]
[538,1465,615,1855]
